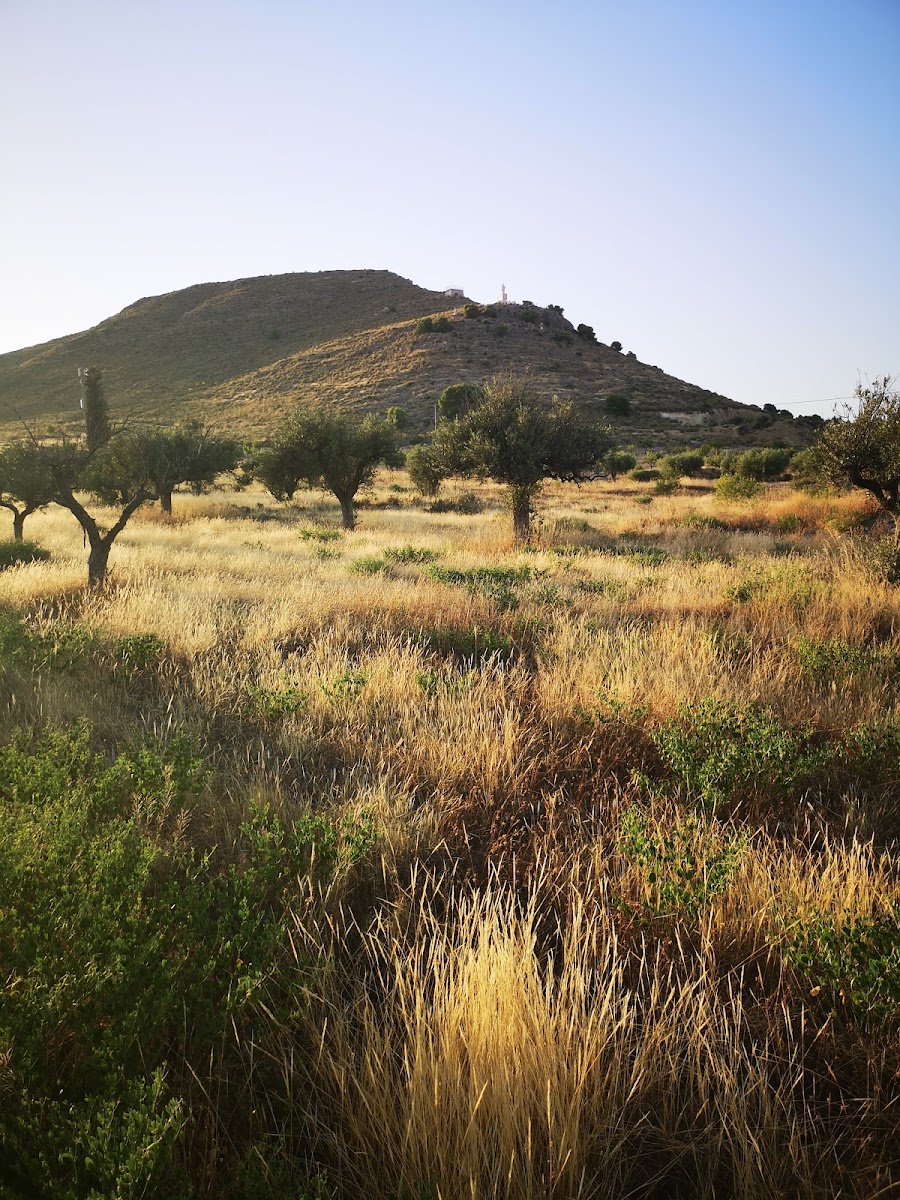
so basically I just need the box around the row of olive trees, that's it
[0,371,240,586]
[254,375,618,543]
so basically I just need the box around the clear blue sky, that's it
[2,0,897,415]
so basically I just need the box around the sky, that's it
[1,0,898,416]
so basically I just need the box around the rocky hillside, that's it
[0,271,815,448]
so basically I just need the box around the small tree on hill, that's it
[80,366,110,451]
[256,409,402,530]
[814,376,900,541]
[0,441,56,539]
[438,383,483,422]
[430,374,615,541]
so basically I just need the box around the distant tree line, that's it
[4,366,897,586]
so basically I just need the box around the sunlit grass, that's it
[1,474,898,1197]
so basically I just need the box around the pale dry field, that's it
[2,473,899,1198]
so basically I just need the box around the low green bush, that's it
[650,699,829,814]
[427,563,532,611]
[411,624,515,665]
[716,474,763,500]
[427,493,484,515]
[786,910,900,1027]
[384,544,440,564]
[0,540,50,569]
[0,723,376,1195]
[616,806,747,923]
[349,555,393,576]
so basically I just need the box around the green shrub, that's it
[715,474,763,500]
[733,447,794,481]
[427,562,531,611]
[298,526,342,543]
[0,539,50,569]
[349,555,393,576]
[795,636,890,685]
[786,910,900,1026]
[616,806,747,922]
[651,699,828,814]
[246,678,307,719]
[0,724,376,1193]
[660,451,705,478]
[682,512,728,531]
[411,624,515,665]
[322,669,368,699]
[463,304,480,319]
[427,492,484,515]
[605,393,631,417]
[112,632,166,675]
[654,477,679,495]
[494,323,509,338]
[384,544,440,564]
[416,315,450,334]
[630,468,660,482]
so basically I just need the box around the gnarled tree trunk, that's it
[510,486,533,543]
[338,496,356,531]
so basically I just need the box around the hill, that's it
[0,271,817,447]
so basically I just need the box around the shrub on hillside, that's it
[605,393,631,417]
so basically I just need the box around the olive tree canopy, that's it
[814,376,900,538]
[431,375,615,541]
[256,409,402,530]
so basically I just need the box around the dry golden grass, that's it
[2,475,899,1197]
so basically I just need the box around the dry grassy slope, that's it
[0,270,810,448]
[0,270,462,430]
[195,302,808,448]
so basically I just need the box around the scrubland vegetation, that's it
[2,472,900,1198]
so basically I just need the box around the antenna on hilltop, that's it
[500,283,508,304]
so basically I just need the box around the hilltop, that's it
[0,270,816,447]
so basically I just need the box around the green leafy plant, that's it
[384,544,440,564]
[715,474,763,500]
[350,555,394,576]
[427,562,532,611]
[651,699,828,814]
[247,678,308,719]
[298,526,342,543]
[112,631,165,675]
[616,806,747,922]
[785,909,900,1026]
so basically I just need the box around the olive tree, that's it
[141,421,240,514]
[431,375,614,541]
[0,441,56,539]
[256,409,402,530]
[36,426,234,587]
[814,376,900,540]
